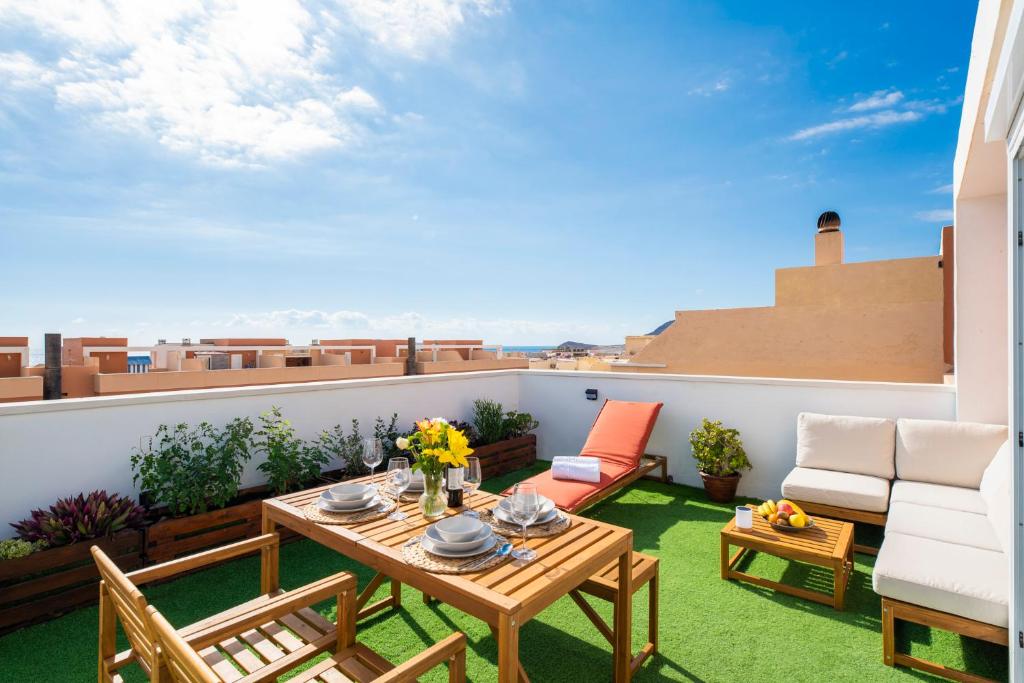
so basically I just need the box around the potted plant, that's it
[469,399,539,478]
[1,491,146,634]
[690,418,750,503]
[396,418,474,518]
[255,407,329,495]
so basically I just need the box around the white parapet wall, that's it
[519,370,957,499]
[0,368,958,533]
[0,372,519,529]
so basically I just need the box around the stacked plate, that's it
[405,470,425,494]
[421,516,498,558]
[317,483,381,513]
[492,496,558,526]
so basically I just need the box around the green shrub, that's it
[0,539,35,560]
[502,410,539,440]
[689,418,750,477]
[473,399,506,445]
[255,407,329,495]
[374,413,403,466]
[131,418,254,516]
[318,419,366,476]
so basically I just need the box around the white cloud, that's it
[826,50,848,68]
[848,89,904,112]
[915,209,953,222]
[929,183,954,194]
[0,0,500,166]
[688,78,731,97]
[213,307,616,343]
[789,110,922,141]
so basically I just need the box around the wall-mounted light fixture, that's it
[586,389,599,401]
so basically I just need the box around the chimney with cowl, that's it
[815,210,844,266]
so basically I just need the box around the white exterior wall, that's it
[955,194,1010,424]
[0,372,519,529]
[0,370,958,534]
[520,370,955,498]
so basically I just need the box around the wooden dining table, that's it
[261,478,635,682]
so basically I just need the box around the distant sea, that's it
[503,345,554,353]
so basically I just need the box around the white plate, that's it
[317,495,382,513]
[424,523,492,551]
[320,491,376,510]
[420,532,497,558]
[498,496,555,518]
[493,506,557,526]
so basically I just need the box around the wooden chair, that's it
[148,603,467,683]
[570,552,659,674]
[93,533,352,682]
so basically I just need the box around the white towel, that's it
[551,456,601,483]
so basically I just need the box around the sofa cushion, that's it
[780,467,891,513]
[873,532,1008,627]
[889,480,987,514]
[795,412,896,479]
[980,440,1012,553]
[580,400,663,469]
[885,501,1001,552]
[501,462,636,512]
[895,418,1007,488]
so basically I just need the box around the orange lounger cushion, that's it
[511,462,637,511]
[580,400,664,469]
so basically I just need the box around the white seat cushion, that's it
[781,467,891,513]
[889,480,987,514]
[873,532,1008,627]
[895,418,1007,488]
[796,412,896,479]
[885,501,1001,552]
[980,440,1012,553]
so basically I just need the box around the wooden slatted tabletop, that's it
[262,479,635,683]
[720,505,854,610]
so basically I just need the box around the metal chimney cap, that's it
[817,211,841,233]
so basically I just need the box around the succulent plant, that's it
[0,538,35,560]
[11,491,145,548]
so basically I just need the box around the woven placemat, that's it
[403,534,511,574]
[303,499,397,525]
[479,508,571,538]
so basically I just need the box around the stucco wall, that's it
[955,193,1009,424]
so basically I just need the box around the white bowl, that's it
[320,491,376,510]
[329,483,374,501]
[498,496,555,518]
[425,523,492,551]
[434,515,484,543]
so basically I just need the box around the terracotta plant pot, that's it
[700,471,741,503]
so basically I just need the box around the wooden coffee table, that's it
[720,506,854,610]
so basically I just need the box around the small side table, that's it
[720,506,854,610]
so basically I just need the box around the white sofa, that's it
[781,413,1010,679]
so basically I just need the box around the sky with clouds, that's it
[0,1,972,347]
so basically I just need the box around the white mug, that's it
[735,505,753,530]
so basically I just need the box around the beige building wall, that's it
[621,233,948,383]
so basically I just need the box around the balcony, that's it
[0,368,991,681]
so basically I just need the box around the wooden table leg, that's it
[719,535,729,580]
[612,547,633,682]
[260,513,279,594]
[832,558,846,611]
[497,613,521,683]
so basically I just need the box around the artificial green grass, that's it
[0,465,1008,682]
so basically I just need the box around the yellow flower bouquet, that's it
[396,418,474,517]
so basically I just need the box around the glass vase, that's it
[418,470,447,519]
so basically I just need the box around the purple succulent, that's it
[11,490,145,548]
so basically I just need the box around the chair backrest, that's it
[580,399,663,469]
[147,606,220,683]
[91,545,159,674]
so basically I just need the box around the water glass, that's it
[736,505,753,530]
[462,457,482,517]
[510,482,539,562]
[386,458,411,521]
[362,438,384,488]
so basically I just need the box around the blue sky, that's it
[0,1,971,347]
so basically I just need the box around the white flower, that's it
[395,437,410,450]
[431,417,449,425]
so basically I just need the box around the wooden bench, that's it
[569,551,659,674]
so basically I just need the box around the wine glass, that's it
[462,457,482,517]
[386,458,411,521]
[510,482,539,562]
[362,438,384,489]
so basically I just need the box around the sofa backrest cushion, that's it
[980,440,1013,553]
[580,400,663,469]
[795,412,896,479]
[896,418,1008,489]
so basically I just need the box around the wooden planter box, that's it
[0,529,143,635]
[475,434,537,479]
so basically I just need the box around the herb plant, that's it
[689,418,750,477]
[318,419,366,477]
[255,407,328,495]
[473,399,506,445]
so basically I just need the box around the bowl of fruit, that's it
[757,499,814,532]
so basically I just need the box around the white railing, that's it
[83,344,379,370]
[0,369,956,533]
